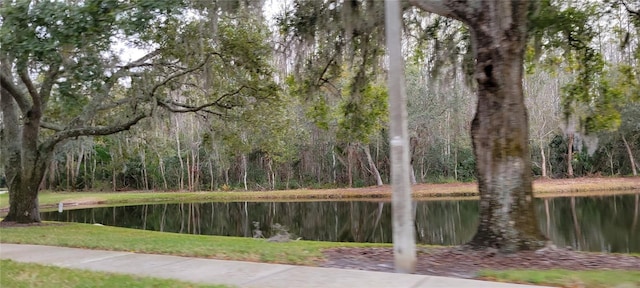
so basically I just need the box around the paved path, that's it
[0,244,552,288]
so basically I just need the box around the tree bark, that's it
[140,150,149,190]
[361,143,384,186]
[2,78,51,223]
[208,158,215,191]
[175,123,185,190]
[158,152,168,190]
[347,144,354,187]
[567,133,574,178]
[622,134,638,176]
[468,2,546,251]
[412,0,546,252]
[241,153,248,191]
[540,144,547,178]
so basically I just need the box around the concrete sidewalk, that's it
[0,243,552,288]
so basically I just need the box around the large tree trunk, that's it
[2,79,51,223]
[466,2,546,252]
[411,0,546,252]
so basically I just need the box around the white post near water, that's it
[384,0,416,274]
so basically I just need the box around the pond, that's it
[41,193,640,253]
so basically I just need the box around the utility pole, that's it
[384,0,416,274]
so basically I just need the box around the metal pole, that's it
[384,0,416,274]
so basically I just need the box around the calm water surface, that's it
[41,193,640,253]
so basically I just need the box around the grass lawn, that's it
[0,222,386,265]
[0,259,229,288]
[478,269,640,288]
[1,177,639,287]
[2,222,639,288]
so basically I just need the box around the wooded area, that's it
[1,0,639,226]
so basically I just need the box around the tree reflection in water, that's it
[42,193,640,253]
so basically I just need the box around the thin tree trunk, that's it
[410,166,417,185]
[622,134,638,176]
[361,144,383,186]
[83,150,89,189]
[140,150,149,190]
[242,153,248,191]
[66,152,72,190]
[175,124,185,190]
[609,151,615,176]
[194,149,200,190]
[548,147,553,177]
[540,144,547,178]
[208,158,215,191]
[112,167,117,192]
[332,147,337,184]
[158,152,168,190]
[567,133,574,178]
[347,144,354,187]
[48,159,57,190]
[267,157,275,190]
[186,151,192,191]
[75,146,84,189]
[91,155,98,188]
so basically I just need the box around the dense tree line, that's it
[6,0,635,194]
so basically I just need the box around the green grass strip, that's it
[0,259,229,288]
[478,269,640,288]
[0,222,387,265]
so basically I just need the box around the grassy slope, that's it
[1,259,228,288]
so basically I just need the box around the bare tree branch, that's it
[149,54,212,97]
[47,113,148,147]
[67,50,163,127]
[95,95,148,111]
[157,85,250,114]
[409,0,475,25]
[40,121,64,131]
[51,52,215,145]
[40,63,62,106]
[157,100,225,116]
[17,66,40,103]
[620,0,640,19]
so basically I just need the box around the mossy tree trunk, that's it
[411,0,546,252]
[1,63,51,223]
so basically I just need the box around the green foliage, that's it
[528,1,636,135]
[338,83,388,143]
[0,0,185,93]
